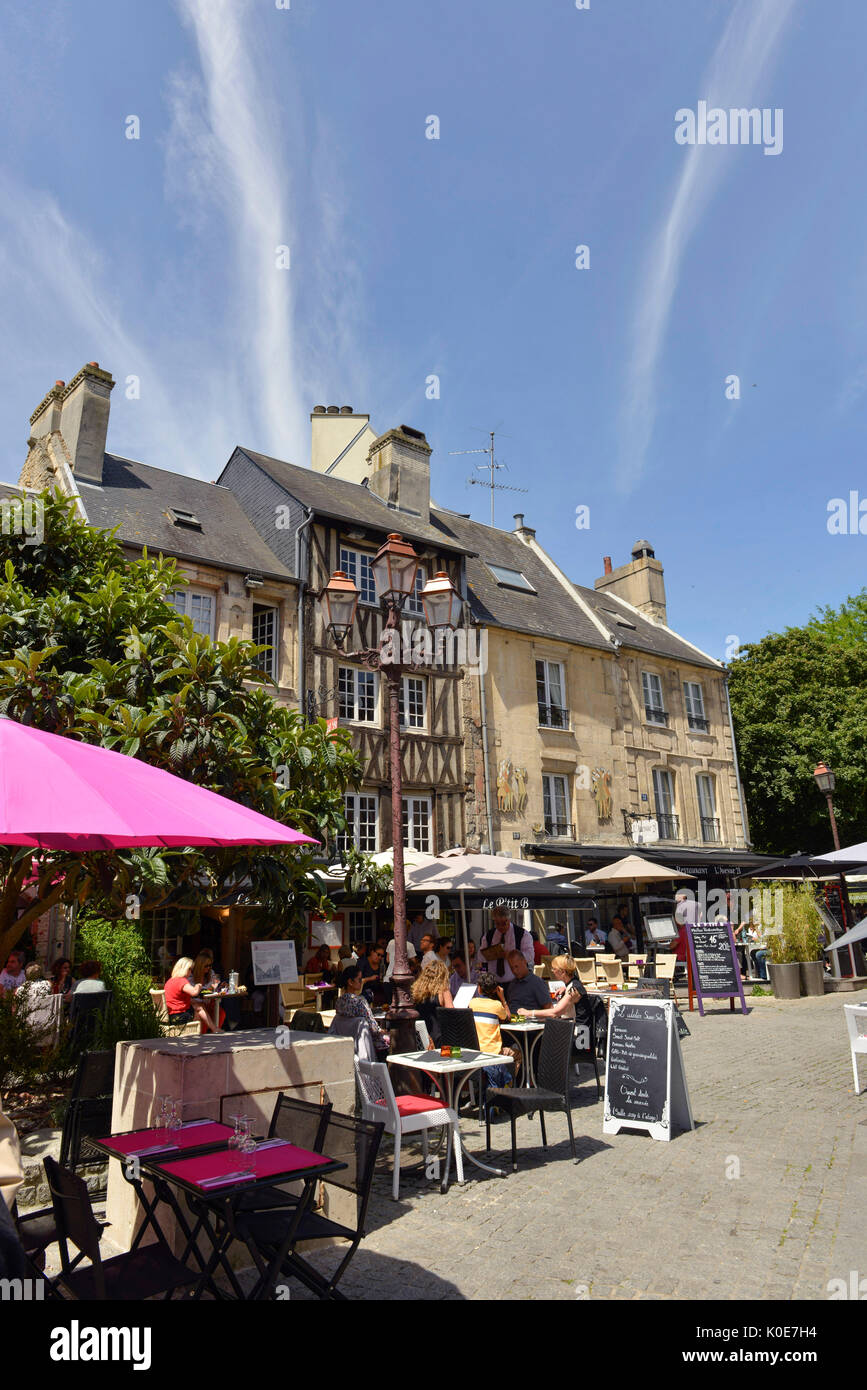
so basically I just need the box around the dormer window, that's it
[169,507,202,531]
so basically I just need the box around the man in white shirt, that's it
[606,916,636,961]
[418,933,439,967]
[479,907,535,985]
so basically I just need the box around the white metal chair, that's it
[414,1018,432,1050]
[844,1005,867,1094]
[355,1059,464,1200]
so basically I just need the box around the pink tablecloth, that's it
[100,1121,233,1157]
[157,1141,334,1190]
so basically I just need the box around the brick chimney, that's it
[594,539,667,624]
[29,363,114,486]
[366,425,431,524]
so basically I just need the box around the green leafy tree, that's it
[728,594,867,854]
[0,492,384,961]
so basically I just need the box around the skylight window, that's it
[487,563,536,592]
[603,607,636,629]
[169,507,202,530]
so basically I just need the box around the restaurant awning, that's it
[522,841,781,879]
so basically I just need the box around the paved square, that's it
[294,990,867,1301]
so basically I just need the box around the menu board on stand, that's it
[602,998,693,1142]
[685,922,747,1015]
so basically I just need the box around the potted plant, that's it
[766,885,825,998]
[787,886,824,997]
[766,889,802,999]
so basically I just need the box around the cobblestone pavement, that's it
[58,990,867,1301]
[293,990,867,1301]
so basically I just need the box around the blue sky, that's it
[0,0,863,659]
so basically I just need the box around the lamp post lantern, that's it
[320,535,460,1050]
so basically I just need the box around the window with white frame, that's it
[168,588,215,638]
[536,660,568,728]
[403,565,427,617]
[339,547,377,606]
[696,774,719,842]
[346,910,377,947]
[252,604,278,680]
[542,774,571,837]
[145,908,177,975]
[338,667,378,723]
[399,675,427,730]
[642,670,668,725]
[338,793,379,857]
[652,767,679,839]
[402,795,432,852]
[684,681,709,732]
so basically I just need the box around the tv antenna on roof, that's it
[448,430,527,527]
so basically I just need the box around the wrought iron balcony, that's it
[644,706,670,727]
[538,703,570,729]
[542,820,575,839]
[700,816,721,843]
[688,714,710,732]
[655,813,680,840]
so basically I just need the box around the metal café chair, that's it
[484,1018,580,1172]
[44,1155,197,1301]
[288,1009,326,1033]
[227,1110,384,1300]
[59,1049,116,1174]
[437,1007,505,1121]
[356,1059,463,1200]
[235,1092,333,1214]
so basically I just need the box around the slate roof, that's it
[430,508,611,650]
[79,454,293,580]
[233,448,475,558]
[577,585,722,671]
[430,507,722,671]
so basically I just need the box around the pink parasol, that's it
[0,719,318,851]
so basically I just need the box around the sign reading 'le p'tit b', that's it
[686,922,747,1016]
[602,999,693,1143]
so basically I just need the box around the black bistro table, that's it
[96,1121,345,1300]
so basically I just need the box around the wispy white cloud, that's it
[619,0,800,491]
[167,0,306,459]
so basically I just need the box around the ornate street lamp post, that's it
[813,761,857,975]
[320,536,460,1049]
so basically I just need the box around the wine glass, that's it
[167,1099,182,1135]
[156,1095,171,1143]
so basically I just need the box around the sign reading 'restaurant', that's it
[686,922,747,1016]
[603,999,693,1143]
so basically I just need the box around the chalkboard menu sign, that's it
[603,999,693,1142]
[686,922,747,1016]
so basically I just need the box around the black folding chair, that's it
[289,1010,325,1033]
[484,1018,580,1171]
[438,1008,509,1120]
[59,1049,116,1173]
[572,1011,602,1100]
[229,1110,384,1300]
[44,1154,197,1301]
[235,1092,333,1214]
[68,990,112,1050]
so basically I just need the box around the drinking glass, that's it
[167,1099,182,1133]
[156,1096,171,1143]
[239,1128,257,1179]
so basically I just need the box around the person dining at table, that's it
[0,952,26,996]
[334,964,389,1057]
[164,957,220,1033]
[448,953,470,998]
[504,950,551,1013]
[50,957,74,1000]
[468,972,521,1082]
[410,960,454,1047]
[605,915,635,961]
[517,954,592,1032]
[584,918,607,948]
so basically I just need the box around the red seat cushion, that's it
[393,1095,449,1117]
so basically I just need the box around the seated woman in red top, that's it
[164,957,220,1033]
